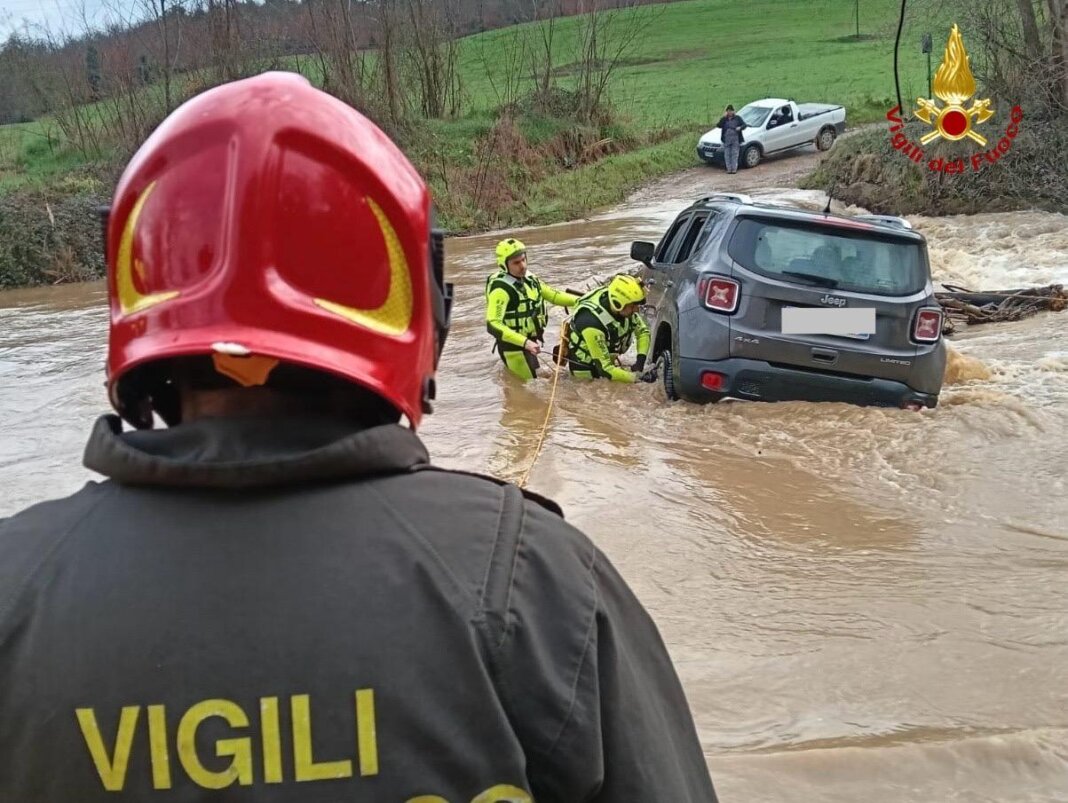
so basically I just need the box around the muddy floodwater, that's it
[2,150,1067,801]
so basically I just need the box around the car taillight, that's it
[701,371,727,391]
[697,274,739,313]
[913,307,943,342]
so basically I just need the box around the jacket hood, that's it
[83,414,430,489]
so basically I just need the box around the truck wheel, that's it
[657,348,680,401]
[816,127,836,151]
[742,145,761,169]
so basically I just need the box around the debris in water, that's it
[936,284,1066,333]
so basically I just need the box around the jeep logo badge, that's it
[820,294,847,307]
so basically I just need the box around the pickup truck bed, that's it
[797,103,844,121]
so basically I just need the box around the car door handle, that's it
[789,123,798,128]
[811,347,838,365]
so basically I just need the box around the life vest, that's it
[485,272,549,343]
[567,288,637,366]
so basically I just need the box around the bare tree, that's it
[478,22,528,109]
[0,35,49,123]
[401,0,464,117]
[1016,0,1044,58]
[137,0,186,113]
[1050,0,1068,108]
[376,0,406,126]
[572,0,658,122]
[530,0,560,100]
[300,0,404,125]
[954,0,1068,114]
[206,0,239,81]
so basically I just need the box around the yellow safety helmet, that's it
[496,237,527,270]
[607,274,646,313]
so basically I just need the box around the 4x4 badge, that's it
[819,294,847,307]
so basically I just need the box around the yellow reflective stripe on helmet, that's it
[607,274,646,311]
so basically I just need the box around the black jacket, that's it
[0,414,718,801]
[715,115,746,144]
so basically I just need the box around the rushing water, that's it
[2,156,1067,801]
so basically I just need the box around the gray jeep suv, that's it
[631,193,947,408]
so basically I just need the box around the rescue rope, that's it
[518,319,570,489]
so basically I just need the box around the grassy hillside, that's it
[0,0,951,286]
[458,0,938,126]
[0,0,943,189]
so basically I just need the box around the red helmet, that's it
[103,71,452,428]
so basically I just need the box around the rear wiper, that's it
[783,270,839,288]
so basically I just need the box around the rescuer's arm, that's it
[540,283,579,307]
[485,286,532,349]
[486,500,719,802]
[633,312,651,362]
[579,325,636,383]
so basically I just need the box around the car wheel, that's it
[657,348,680,401]
[816,127,836,151]
[742,144,761,168]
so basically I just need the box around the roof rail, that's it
[698,192,753,205]
[853,214,914,230]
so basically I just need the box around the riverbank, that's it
[4,106,1065,290]
[0,122,700,288]
[798,111,1068,217]
[0,0,950,288]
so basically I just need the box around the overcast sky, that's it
[0,0,141,40]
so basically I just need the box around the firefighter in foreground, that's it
[564,273,658,383]
[485,237,577,380]
[0,73,718,802]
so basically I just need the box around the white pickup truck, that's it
[697,98,846,169]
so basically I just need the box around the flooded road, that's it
[2,151,1067,801]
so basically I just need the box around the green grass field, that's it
[456,0,944,128]
[0,0,954,232]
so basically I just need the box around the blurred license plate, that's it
[781,307,875,338]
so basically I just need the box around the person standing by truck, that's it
[716,104,747,174]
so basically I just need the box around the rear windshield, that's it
[727,217,928,296]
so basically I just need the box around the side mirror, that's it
[630,241,655,266]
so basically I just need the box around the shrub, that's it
[0,188,107,288]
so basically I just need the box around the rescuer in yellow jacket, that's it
[564,274,655,383]
[485,238,578,380]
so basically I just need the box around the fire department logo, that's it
[914,24,993,146]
